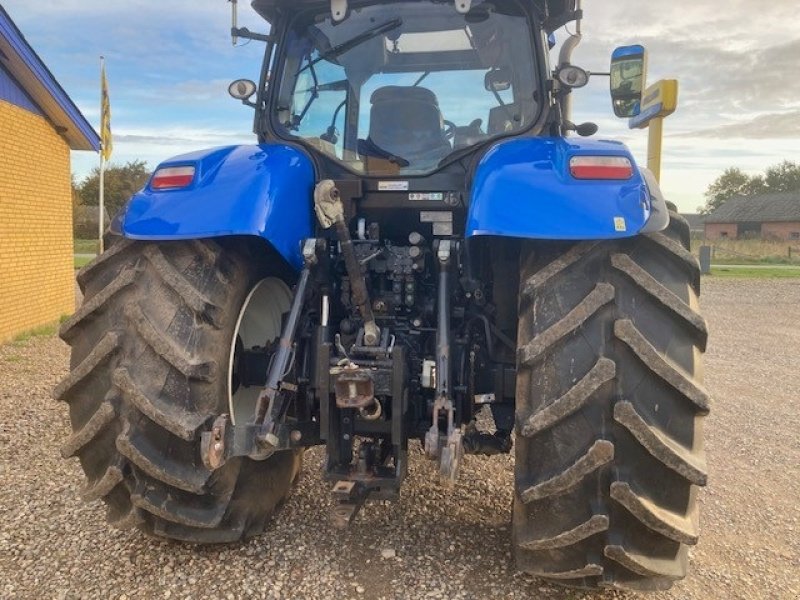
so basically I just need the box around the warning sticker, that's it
[433,222,454,236]
[378,181,409,191]
[409,192,444,201]
[614,217,627,232]
[420,211,453,223]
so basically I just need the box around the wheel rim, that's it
[228,278,292,425]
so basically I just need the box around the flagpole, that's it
[98,55,105,254]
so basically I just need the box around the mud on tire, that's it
[513,212,709,591]
[55,239,301,543]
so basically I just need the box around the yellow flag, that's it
[101,62,113,161]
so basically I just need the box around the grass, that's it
[3,354,23,363]
[74,239,99,254]
[708,265,800,279]
[692,238,800,265]
[74,255,94,269]
[11,321,61,346]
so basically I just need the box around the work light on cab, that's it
[569,156,633,180]
[151,166,196,190]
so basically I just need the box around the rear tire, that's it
[56,239,301,542]
[513,212,709,591]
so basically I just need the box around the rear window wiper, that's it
[298,18,403,75]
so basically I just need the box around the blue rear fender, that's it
[122,144,315,270]
[467,137,668,241]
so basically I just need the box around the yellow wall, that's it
[0,100,75,343]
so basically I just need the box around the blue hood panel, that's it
[122,144,315,270]
[467,138,651,240]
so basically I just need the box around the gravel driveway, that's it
[1,278,798,599]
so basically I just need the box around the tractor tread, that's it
[76,238,134,291]
[153,520,246,544]
[108,506,146,530]
[610,481,699,545]
[518,283,615,366]
[614,319,710,413]
[518,514,609,551]
[521,242,598,298]
[58,239,300,543]
[519,358,615,437]
[113,368,208,441]
[116,423,210,494]
[60,269,137,341]
[599,576,675,592]
[644,232,700,293]
[60,400,116,458]
[188,239,223,265]
[125,303,217,381]
[514,215,707,591]
[188,240,233,286]
[610,253,708,347]
[530,565,604,580]
[53,332,121,401]
[520,440,614,503]
[143,245,221,326]
[614,401,707,485]
[604,544,687,580]
[131,482,227,529]
[82,465,124,501]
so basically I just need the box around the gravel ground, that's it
[1,278,798,599]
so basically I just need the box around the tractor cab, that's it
[239,0,578,178]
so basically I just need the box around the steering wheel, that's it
[443,120,457,140]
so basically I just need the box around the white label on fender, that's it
[378,181,409,191]
[420,211,452,223]
[614,217,627,232]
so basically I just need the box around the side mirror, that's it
[485,68,512,93]
[228,79,257,104]
[610,45,647,118]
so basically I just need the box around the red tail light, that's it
[570,156,633,180]
[151,166,196,190]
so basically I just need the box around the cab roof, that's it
[251,0,577,31]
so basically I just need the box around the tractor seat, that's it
[359,86,451,168]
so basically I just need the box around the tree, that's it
[700,161,800,214]
[71,174,82,209]
[764,160,800,194]
[700,168,765,214]
[76,160,151,217]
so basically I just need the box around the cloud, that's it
[115,128,253,146]
[683,111,800,139]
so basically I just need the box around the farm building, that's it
[0,5,99,343]
[704,193,800,241]
[680,213,706,236]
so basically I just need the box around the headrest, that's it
[370,86,439,106]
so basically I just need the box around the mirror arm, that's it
[556,0,583,123]
[232,27,274,44]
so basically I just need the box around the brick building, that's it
[680,213,706,237]
[704,193,800,241]
[0,6,99,343]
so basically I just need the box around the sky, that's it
[4,0,799,213]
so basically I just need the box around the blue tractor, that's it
[57,0,708,591]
